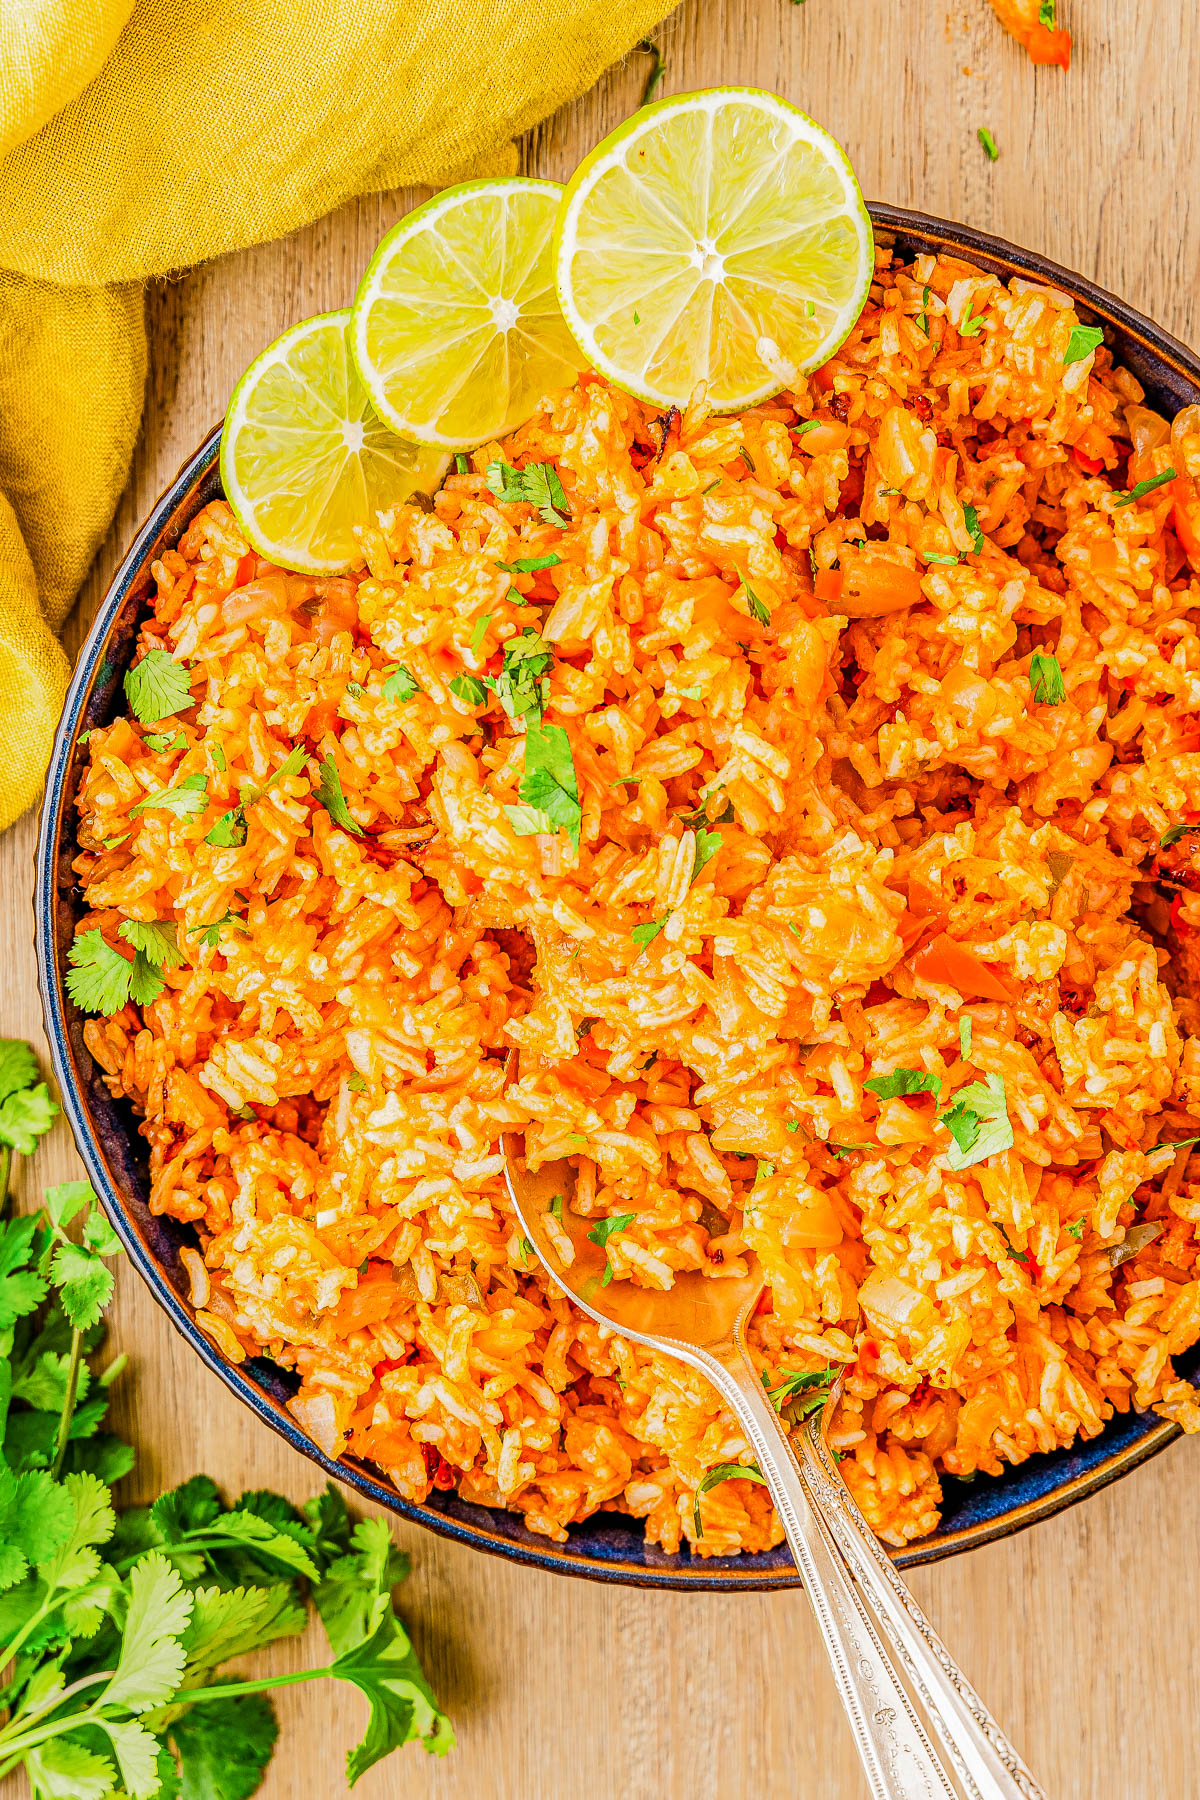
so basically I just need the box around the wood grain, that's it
[4,1,1200,1793]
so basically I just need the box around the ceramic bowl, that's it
[36,204,1200,1588]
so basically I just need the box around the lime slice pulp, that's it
[554,87,874,411]
[351,179,586,451]
[220,310,447,575]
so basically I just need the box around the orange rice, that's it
[73,245,1200,1554]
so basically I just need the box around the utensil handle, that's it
[795,1427,1047,1800]
[705,1344,959,1800]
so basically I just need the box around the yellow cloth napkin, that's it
[0,0,671,829]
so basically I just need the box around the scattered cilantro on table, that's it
[0,1055,452,1794]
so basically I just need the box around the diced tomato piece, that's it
[1073,446,1104,477]
[909,932,1016,1003]
[233,553,257,587]
[814,568,844,605]
[1025,23,1072,67]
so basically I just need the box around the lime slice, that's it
[351,179,586,450]
[220,310,448,575]
[554,88,873,411]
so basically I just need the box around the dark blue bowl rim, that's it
[34,202,1200,1591]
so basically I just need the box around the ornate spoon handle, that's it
[795,1425,1047,1800]
[703,1342,960,1800]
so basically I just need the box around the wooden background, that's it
[3,1,1200,1794]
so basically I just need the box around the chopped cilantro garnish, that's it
[186,908,248,950]
[498,553,561,573]
[785,1120,801,1133]
[66,919,182,1016]
[1160,823,1200,850]
[691,827,722,885]
[469,614,493,655]
[129,769,208,819]
[1114,467,1176,507]
[549,1194,564,1219]
[631,915,669,948]
[864,1068,942,1102]
[938,1073,1013,1170]
[1029,651,1066,705]
[959,1016,973,1060]
[381,663,421,703]
[959,301,984,338]
[1063,324,1104,366]
[1039,0,1056,21]
[977,127,999,162]
[486,629,553,724]
[923,552,960,565]
[143,729,187,756]
[738,446,756,473]
[315,754,363,836]
[693,1462,767,1538]
[963,504,984,554]
[916,284,931,335]
[124,649,195,724]
[512,717,581,850]
[760,1366,834,1422]
[792,420,821,437]
[450,673,488,707]
[743,583,771,626]
[485,460,570,527]
[455,453,469,474]
[1065,1218,1084,1239]
[701,477,722,495]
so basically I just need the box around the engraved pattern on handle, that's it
[699,1342,960,1800]
[797,1425,1047,1800]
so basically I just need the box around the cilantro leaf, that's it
[587,1213,635,1251]
[44,1181,96,1231]
[312,1516,410,1659]
[1160,823,1200,850]
[1114,467,1176,508]
[129,769,208,820]
[49,1241,117,1330]
[631,915,668,947]
[504,804,555,837]
[0,1215,48,1327]
[170,1693,279,1800]
[938,1072,1014,1170]
[101,1717,164,1798]
[486,629,554,724]
[693,1461,767,1537]
[1029,651,1066,705]
[497,553,561,573]
[742,582,771,626]
[101,1551,193,1711]
[468,614,493,655]
[518,720,580,849]
[449,673,487,707]
[0,1083,59,1154]
[0,1039,39,1104]
[864,1068,942,1102]
[143,729,187,756]
[761,1366,835,1422]
[182,1583,307,1672]
[187,909,248,951]
[331,1602,455,1777]
[315,755,363,837]
[691,828,722,885]
[381,664,421,703]
[24,1739,117,1800]
[204,807,247,848]
[963,504,984,554]
[1065,1218,1085,1240]
[1063,324,1103,366]
[959,1016,973,1060]
[118,920,186,970]
[124,650,195,724]
[1039,0,1056,20]
[486,460,570,527]
[0,1465,75,1588]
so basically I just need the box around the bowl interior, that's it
[36,206,1200,1589]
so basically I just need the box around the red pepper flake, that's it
[421,1443,456,1489]
[911,394,933,423]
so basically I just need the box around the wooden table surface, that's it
[4,1,1199,1794]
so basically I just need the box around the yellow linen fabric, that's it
[0,0,672,830]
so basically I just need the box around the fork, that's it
[501,1107,1047,1800]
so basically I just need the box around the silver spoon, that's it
[501,1077,1046,1800]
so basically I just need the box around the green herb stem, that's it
[49,1326,84,1481]
[0,1145,10,1220]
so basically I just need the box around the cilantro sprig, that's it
[505,717,581,851]
[66,920,186,1017]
